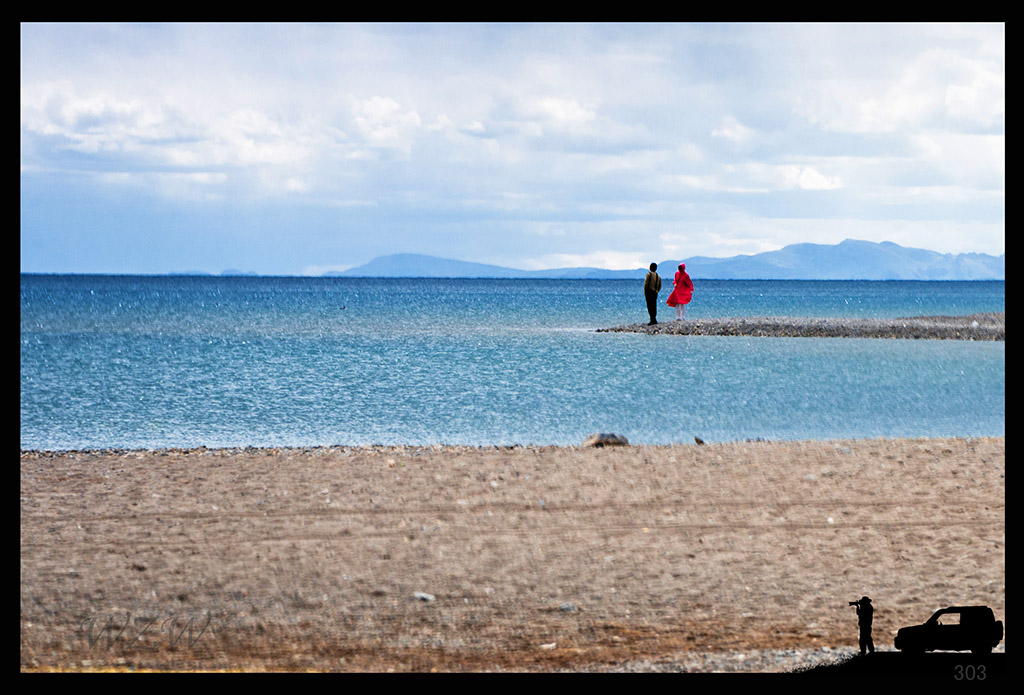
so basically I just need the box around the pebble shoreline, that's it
[542,647,864,673]
[594,644,1005,674]
[597,312,1004,340]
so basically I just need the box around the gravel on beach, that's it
[597,313,1004,340]
[21,437,1004,672]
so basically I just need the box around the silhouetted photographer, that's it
[849,596,874,655]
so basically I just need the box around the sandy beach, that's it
[20,436,1004,672]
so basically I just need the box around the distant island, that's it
[332,239,1004,281]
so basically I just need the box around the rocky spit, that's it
[597,312,1004,341]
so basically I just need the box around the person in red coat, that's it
[666,263,693,320]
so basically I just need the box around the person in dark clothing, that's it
[644,263,662,325]
[855,596,874,655]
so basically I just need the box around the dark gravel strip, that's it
[597,313,1004,341]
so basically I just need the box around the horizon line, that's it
[19,271,1006,282]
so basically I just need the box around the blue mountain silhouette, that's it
[334,240,1003,280]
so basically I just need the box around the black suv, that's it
[894,606,1003,655]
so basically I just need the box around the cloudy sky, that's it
[20,22,1004,275]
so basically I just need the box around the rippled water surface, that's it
[21,275,1004,449]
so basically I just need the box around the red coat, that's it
[666,266,693,306]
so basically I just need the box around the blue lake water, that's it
[20,275,1005,450]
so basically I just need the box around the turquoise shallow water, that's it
[20,275,1004,449]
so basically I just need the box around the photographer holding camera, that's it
[849,596,874,655]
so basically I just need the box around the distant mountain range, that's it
[331,239,1004,280]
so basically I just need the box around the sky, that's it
[20,22,1005,275]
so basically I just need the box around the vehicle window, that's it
[960,611,980,624]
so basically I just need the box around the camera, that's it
[849,600,861,607]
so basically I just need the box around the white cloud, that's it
[661,231,783,258]
[528,96,596,131]
[797,45,1004,134]
[945,66,1004,127]
[711,115,754,144]
[326,199,379,208]
[909,132,1004,185]
[21,80,182,154]
[21,79,316,178]
[351,96,422,148]
[19,23,1005,273]
[791,166,844,191]
[91,171,229,202]
[525,250,648,271]
[668,162,843,193]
